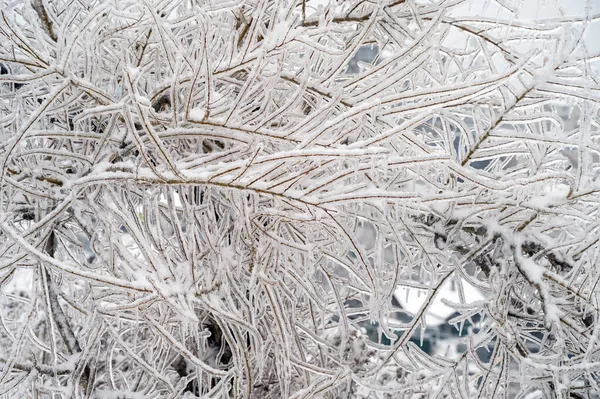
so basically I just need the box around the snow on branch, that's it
[0,0,599,397]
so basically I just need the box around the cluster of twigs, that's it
[0,0,599,397]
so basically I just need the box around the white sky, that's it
[457,0,600,52]
[306,0,600,54]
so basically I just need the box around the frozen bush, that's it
[0,0,599,397]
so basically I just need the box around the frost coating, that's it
[0,0,599,398]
